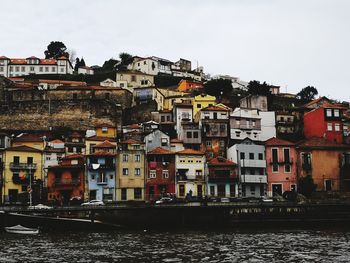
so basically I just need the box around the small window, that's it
[133,145,140,150]
[135,154,141,162]
[162,170,169,179]
[258,153,263,160]
[327,123,333,131]
[131,75,136,82]
[122,154,128,162]
[249,153,254,160]
[206,141,212,147]
[122,168,129,176]
[150,170,156,178]
[187,132,192,138]
[197,104,201,109]
[195,170,202,177]
[334,109,340,117]
[335,123,340,131]
[326,109,332,117]
[134,188,142,199]
[240,152,245,160]
[102,127,108,133]
[135,168,141,176]
[193,132,199,138]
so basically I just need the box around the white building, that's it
[77,66,94,75]
[172,101,193,140]
[100,78,118,87]
[127,56,173,76]
[230,108,276,142]
[0,56,73,77]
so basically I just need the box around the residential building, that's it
[144,129,170,152]
[12,133,46,150]
[199,104,230,159]
[77,66,94,75]
[175,149,206,199]
[116,70,154,91]
[304,104,345,144]
[47,154,85,204]
[0,132,11,150]
[240,95,268,111]
[95,124,117,138]
[192,94,216,117]
[173,100,193,139]
[127,56,173,76]
[146,147,176,200]
[0,56,73,77]
[85,135,117,155]
[100,78,117,88]
[296,137,350,192]
[275,110,304,141]
[265,137,298,196]
[178,80,204,93]
[227,138,267,197]
[65,132,85,155]
[133,86,164,110]
[86,141,117,201]
[43,139,65,187]
[2,145,43,204]
[116,139,145,201]
[207,157,237,198]
[181,122,202,150]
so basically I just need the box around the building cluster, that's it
[0,54,350,205]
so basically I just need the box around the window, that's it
[60,68,64,72]
[258,153,263,160]
[121,188,127,200]
[325,179,332,191]
[135,154,141,162]
[334,109,340,117]
[197,104,201,109]
[162,170,169,178]
[0,67,3,72]
[150,170,156,178]
[210,186,215,196]
[52,67,56,72]
[193,132,199,138]
[326,109,332,117]
[335,123,340,131]
[213,112,217,119]
[327,123,333,131]
[91,174,95,180]
[30,66,34,71]
[235,131,241,137]
[220,140,225,148]
[135,168,141,176]
[133,145,140,150]
[161,116,165,122]
[161,138,168,146]
[13,156,20,164]
[134,188,142,199]
[240,152,245,160]
[21,66,25,72]
[179,185,185,197]
[39,67,43,72]
[206,141,212,147]
[27,157,33,164]
[249,153,254,160]
[195,170,202,177]
[45,67,49,72]
[187,132,192,138]
[102,127,108,133]
[122,154,128,162]
[272,148,278,172]
[98,172,107,183]
[122,168,129,176]
[220,124,226,132]
[285,164,291,173]
[131,75,136,82]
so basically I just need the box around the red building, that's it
[304,104,345,143]
[47,154,85,205]
[146,147,176,200]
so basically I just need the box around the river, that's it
[1,228,350,262]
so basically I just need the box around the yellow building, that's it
[12,134,46,150]
[85,135,117,155]
[2,145,43,204]
[116,139,145,201]
[95,124,117,138]
[193,94,216,117]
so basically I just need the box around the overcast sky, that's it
[1,0,349,101]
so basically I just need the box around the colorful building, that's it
[86,141,117,201]
[175,149,206,199]
[177,79,204,93]
[265,137,298,196]
[146,147,176,200]
[12,133,46,150]
[192,94,216,117]
[207,157,237,198]
[304,104,345,144]
[2,145,43,204]
[116,139,145,201]
[95,124,117,138]
[47,154,85,204]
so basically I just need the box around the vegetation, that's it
[44,41,69,59]
[247,80,272,96]
[74,57,86,72]
[204,78,232,98]
[297,86,318,101]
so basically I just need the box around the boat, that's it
[4,225,39,235]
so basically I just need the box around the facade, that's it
[227,138,267,197]
[77,66,94,75]
[144,129,170,152]
[207,157,237,198]
[47,154,85,204]
[173,100,193,139]
[116,139,145,201]
[265,137,298,196]
[133,87,165,110]
[0,56,73,77]
[192,94,216,117]
[304,104,344,144]
[65,132,86,155]
[240,95,268,112]
[175,149,206,199]
[146,147,176,200]
[85,136,117,155]
[296,137,350,192]
[95,124,117,138]
[43,140,65,187]
[275,110,304,141]
[127,56,173,76]
[86,141,117,201]
[116,70,154,91]
[12,133,46,150]
[178,80,204,93]
[180,122,202,150]
[2,145,43,204]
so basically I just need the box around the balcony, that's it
[10,162,37,171]
[240,159,266,168]
[54,178,80,186]
[88,163,115,170]
[240,174,267,184]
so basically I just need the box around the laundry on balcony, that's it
[92,163,101,170]
[149,161,157,169]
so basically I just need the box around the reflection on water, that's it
[1,229,350,262]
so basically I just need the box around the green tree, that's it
[297,86,318,101]
[298,175,317,198]
[44,41,69,59]
[101,58,119,72]
[247,80,271,96]
[117,52,133,70]
[204,78,232,98]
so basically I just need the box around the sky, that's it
[1,0,349,101]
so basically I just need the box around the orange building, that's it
[177,79,203,92]
[95,124,117,138]
[296,137,350,192]
[47,154,85,204]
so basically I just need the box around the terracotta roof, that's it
[147,147,174,155]
[208,157,236,166]
[93,140,116,148]
[38,79,87,85]
[57,56,68,60]
[26,56,39,59]
[0,56,9,60]
[297,137,350,149]
[120,138,143,144]
[88,150,116,156]
[126,124,141,129]
[50,139,64,144]
[6,145,42,153]
[124,130,143,135]
[265,137,294,146]
[86,136,117,142]
[13,134,44,142]
[170,139,183,143]
[176,149,204,155]
[303,96,330,108]
[62,154,84,160]
[202,105,229,112]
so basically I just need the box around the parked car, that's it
[155,197,175,204]
[81,200,104,206]
[28,204,53,210]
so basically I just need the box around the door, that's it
[8,189,18,204]
[217,184,226,197]
[61,190,71,205]
[325,180,332,191]
[272,184,282,196]
[89,190,97,200]
[197,185,203,198]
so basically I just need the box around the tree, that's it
[297,86,318,101]
[101,58,119,72]
[204,78,232,98]
[44,41,69,59]
[74,58,80,72]
[298,175,317,198]
[247,80,271,96]
[116,52,133,70]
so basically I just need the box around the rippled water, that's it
[1,228,350,262]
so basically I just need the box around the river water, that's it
[1,228,350,262]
